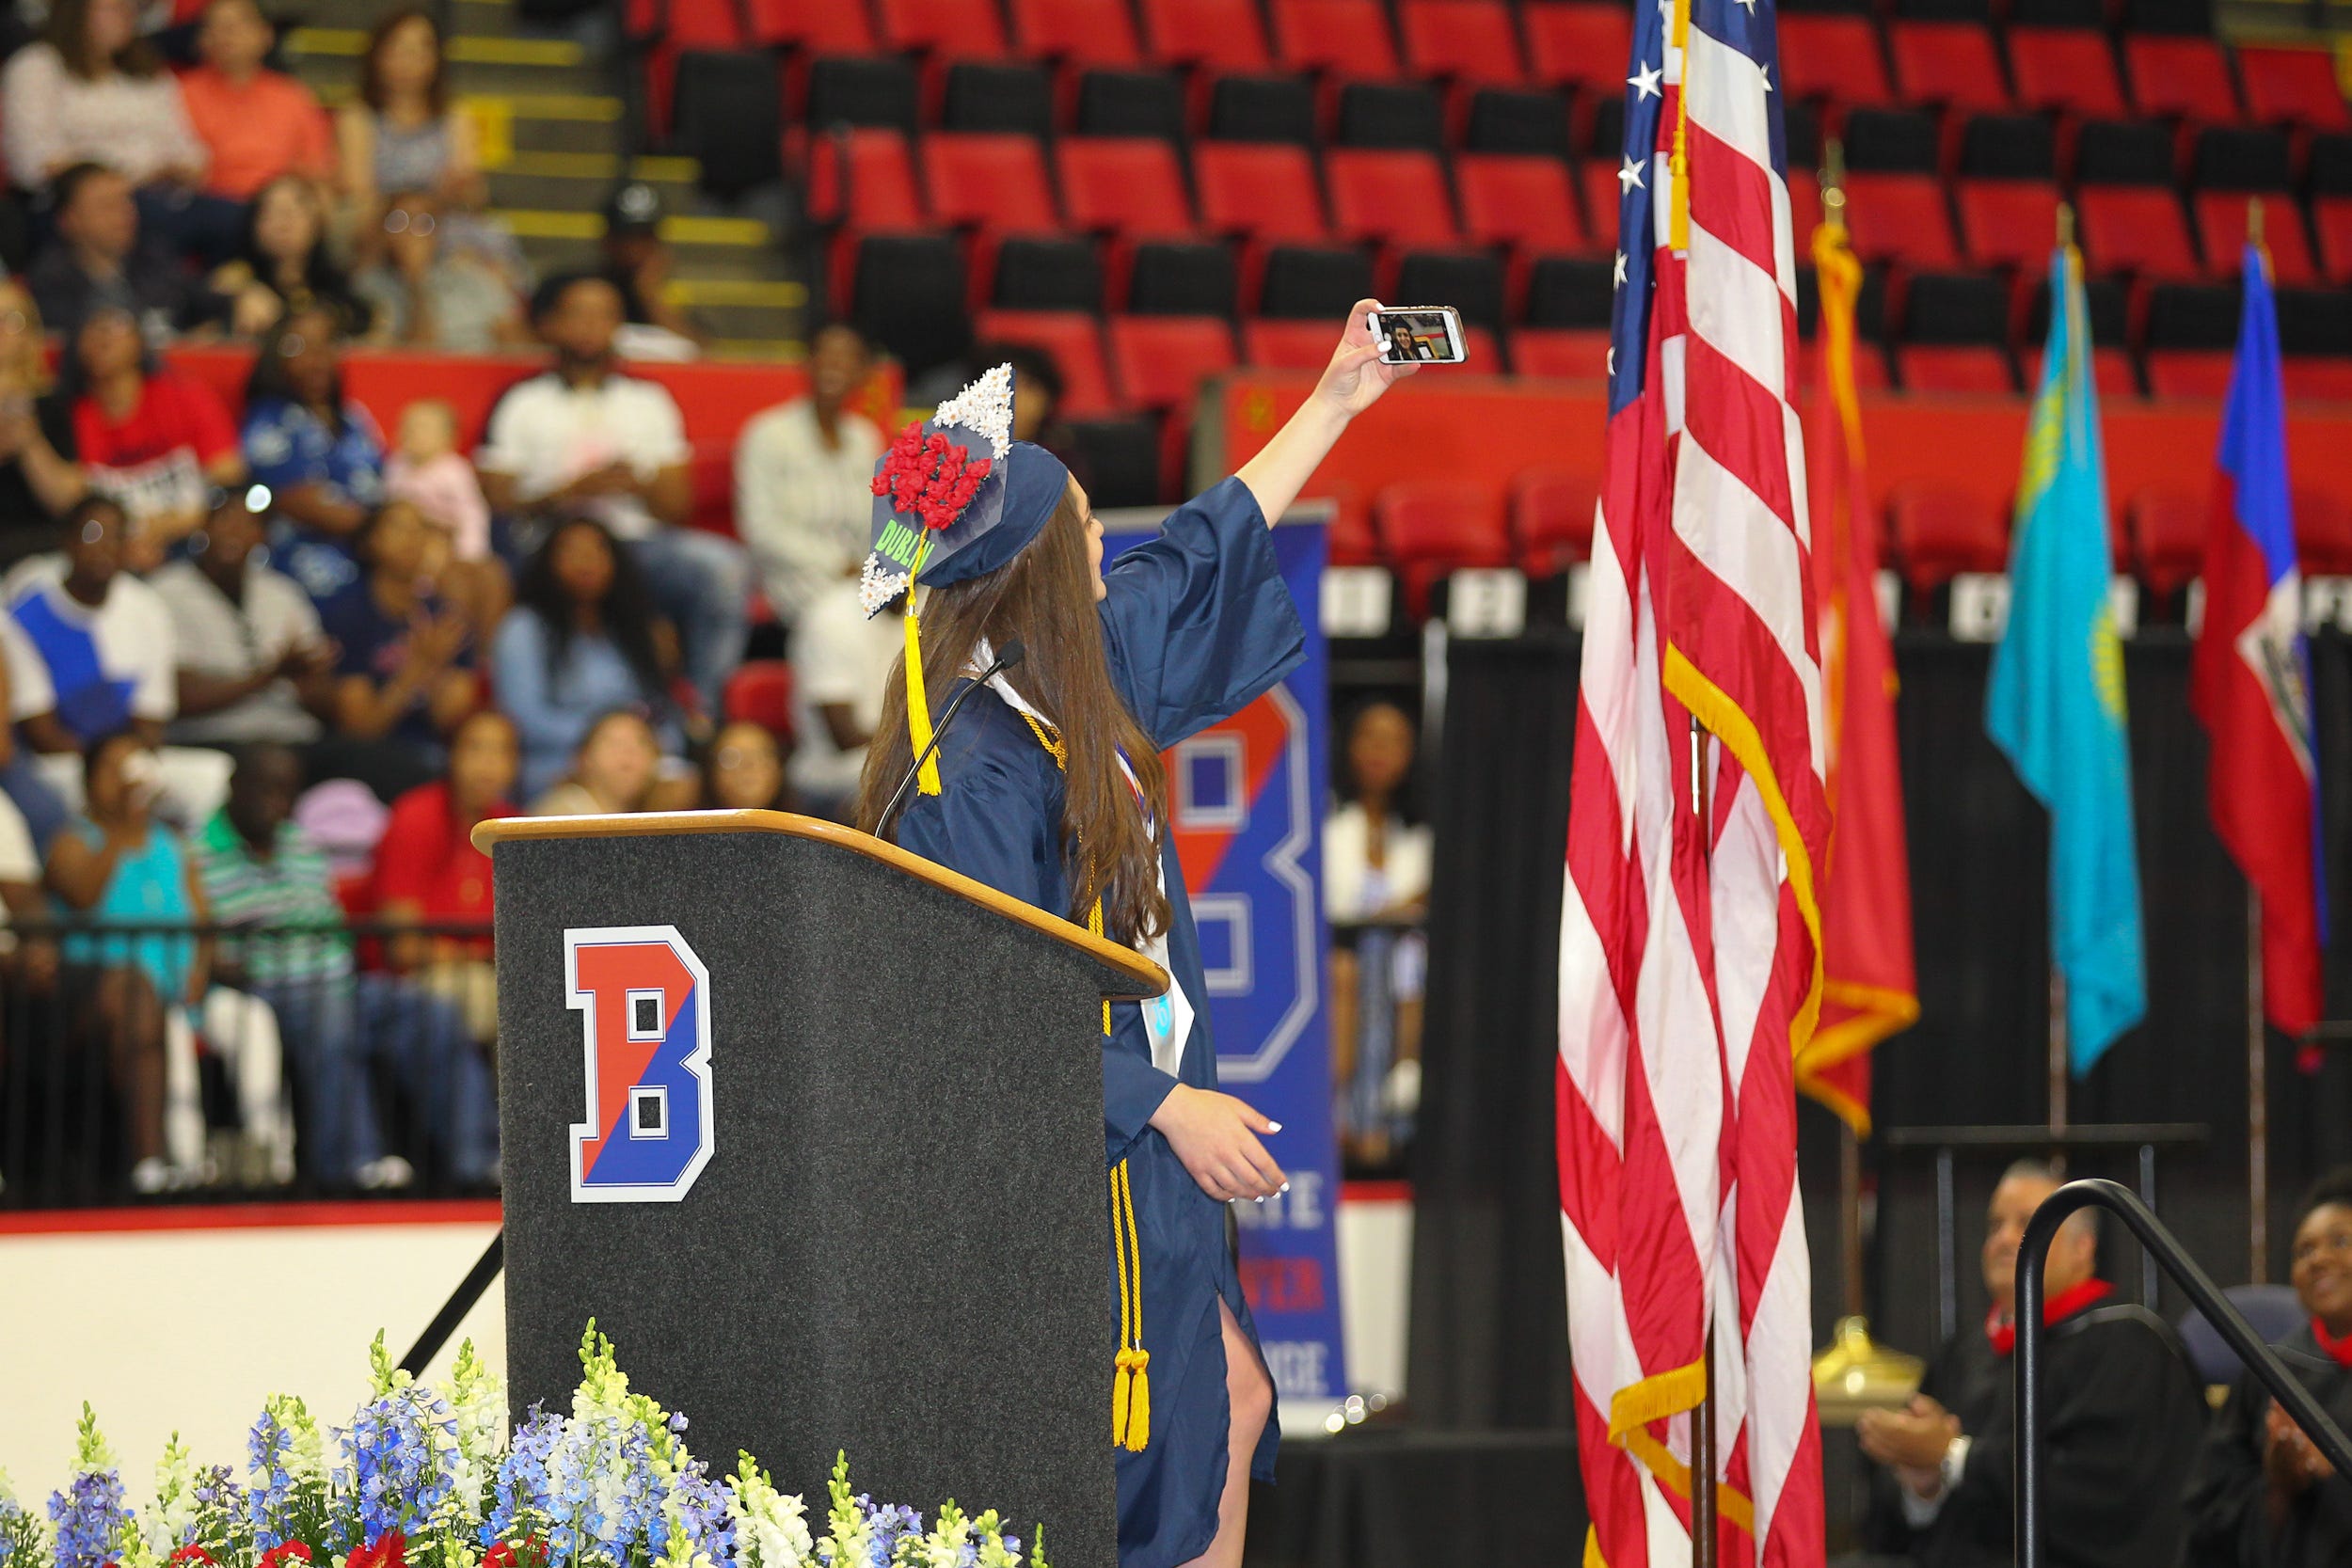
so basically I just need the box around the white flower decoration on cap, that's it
[930,363,1014,462]
[858,556,911,617]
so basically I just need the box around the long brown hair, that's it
[857,487,1173,945]
[360,9,448,115]
[45,0,159,80]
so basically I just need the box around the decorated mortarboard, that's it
[861,363,1073,800]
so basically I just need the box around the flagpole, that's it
[1689,715,1719,1568]
[2248,889,2268,1281]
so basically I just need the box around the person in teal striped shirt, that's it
[195,743,497,1189]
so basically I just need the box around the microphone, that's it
[876,638,1025,839]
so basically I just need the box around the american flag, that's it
[1557,0,1830,1556]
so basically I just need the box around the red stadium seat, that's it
[1777,17,1895,110]
[1196,142,1329,241]
[2239,47,2351,133]
[2124,487,2204,600]
[749,0,878,49]
[1956,179,2061,273]
[1397,0,1525,87]
[1242,317,1343,368]
[1522,5,1631,96]
[1888,481,2010,593]
[875,0,1009,57]
[1009,0,1141,64]
[1888,22,2010,115]
[1141,0,1268,69]
[924,131,1059,230]
[1579,159,1629,252]
[1896,345,2016,394]
[805,128,926,229]
[1107,314,1237,408]
[2283,358,2352,403]
[1511,467,1597,578]
[723,660,796,743]
[1269,0,1400,78]
[1375,479,1515,617]
[2009,29,2127,123]
[1313,478,1380,564]
[972,309,1115,414]
[2076,187,2202,280]
[1843,173,1962,271]
[2145,350,2235,398]
[1059,137,1194,236]
[2124,36,2240,125]
[2297,487,2352,571]
[1512,327,1611,380]
[641,0,747,138]
[2193,194,2319,287]
[1458,153,1588,253]
[2089,347,2140,399]
[1799,338,1893,393]
[1326,149,1460,247]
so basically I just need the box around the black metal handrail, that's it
[2015,1178,2352,1568]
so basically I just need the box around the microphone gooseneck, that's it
[875,639,1027,839]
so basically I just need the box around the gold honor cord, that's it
[1023,706,1152,1451]
[902,534,942,797]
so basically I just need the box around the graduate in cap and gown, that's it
[1856,1159,2205,1568]
[2184,1168,2352,1568]
[852,302,1410,1568]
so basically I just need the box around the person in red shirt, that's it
[375,705,514,955]
[176,0,335,206]
[64,308,243,567]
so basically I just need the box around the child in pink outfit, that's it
[385,400,490,561]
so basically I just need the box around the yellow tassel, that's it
[1120,1347,1151,1451]
[902,537,940,797]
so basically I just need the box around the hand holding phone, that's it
[1370,306,1469,365]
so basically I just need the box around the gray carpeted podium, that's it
[476,810,1168,1565]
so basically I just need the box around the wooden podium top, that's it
[475,808,1170,998]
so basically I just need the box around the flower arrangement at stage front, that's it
[0,1326,1041,1568]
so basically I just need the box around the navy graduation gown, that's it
[895,477,1305,1568]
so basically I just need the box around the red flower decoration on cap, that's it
[871,420,993,531]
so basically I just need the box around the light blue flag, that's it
[1985,244,2147,1074]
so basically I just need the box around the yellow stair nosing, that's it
[495,209,770,245]
[668,279,808,308]
[288,26,583,66]
[490,151,701,182]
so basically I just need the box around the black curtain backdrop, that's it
[1405,626,2352,1431]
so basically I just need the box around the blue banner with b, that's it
[1103,513,1348,1419]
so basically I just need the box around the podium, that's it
[475,810,1168,1565]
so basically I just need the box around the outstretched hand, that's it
[1311,297,1417,420]
[1149,1084,1288,1202]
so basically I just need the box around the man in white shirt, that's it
[5,497,177,753]
[151,486,336,746]
[476,273,748,712]
[788,580,902,821]
[734,322,884,630]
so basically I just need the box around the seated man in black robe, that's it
[1854,1159,2206,1567]
[2183,1167,2352,1568]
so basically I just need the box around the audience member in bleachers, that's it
[530,706,680,816]
[197,743,497,1190]
[337,10,520,288]
[313,500,482,802]
[49,729,289,1193]
[1853,1159,2204,1568]
[373,705,513,1042]
[1,0,213,228]
[8,495,176,757]
[57,308,244,565]
[383,399,505,628]
[353,190,529,355]
[152,484,335,749]
[1326,698,1429,1172]
[787,562,898,824]
[2184,1167,2352,1567]
[27,164,221,341]
[241,305,387,604]
[0,281,90,575]
[477,273,746,713]
[177,0,336,209]
[597,182,706,358]
[490,513,684,800]
[702,719,787,813]
[212,176,373,341]
[734,321,882,628]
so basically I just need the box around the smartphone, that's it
[1371,306,1469,365]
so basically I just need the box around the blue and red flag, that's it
[2191,246,2327,1036]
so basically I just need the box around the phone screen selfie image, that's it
[1372,307,1468,365]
